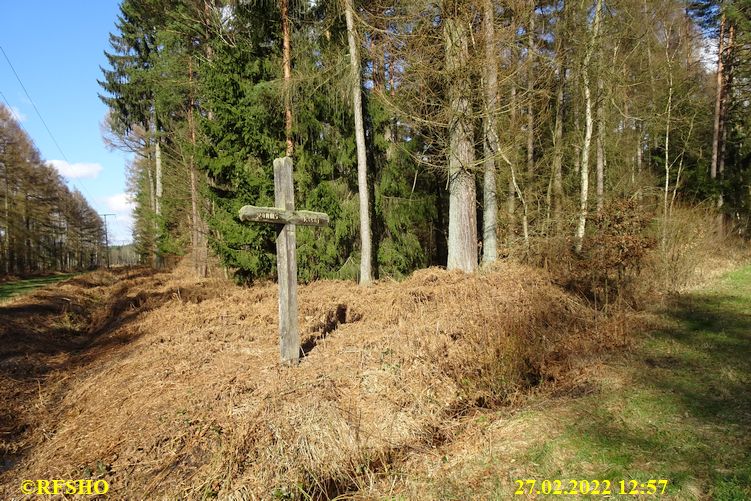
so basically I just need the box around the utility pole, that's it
[100,213,115,269]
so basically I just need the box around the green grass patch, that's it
[425,265,751,500]
[527,266,751,499]
[0,274,76,302]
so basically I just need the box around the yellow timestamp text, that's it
[514,479,669,496]
[21,479,109,496]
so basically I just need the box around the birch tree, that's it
[481,0,499,264]
[345,0,373,284]
[575,0,603,253]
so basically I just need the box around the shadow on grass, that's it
[563,290,751,498]
[657,294,751,424]
[0,270,208,480]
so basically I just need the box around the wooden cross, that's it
[238,157,330,364]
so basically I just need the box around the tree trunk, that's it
[508,83,517,242]
[509,66,529,249]
[345,0,372,284]
[662,73,673,250]
[575,0,602,253]
[444,17,477,272]
[188,56,208,278]
[552,3,567,236]
[573,97,581,176]
[481,0,498,265]
[281,0,294,157]
[145,158,157,267]
[718,123,727,216]
[717,23,735,234]
[23,192,30,274]
[636,128,643,181]
[3,163,9,275]
[526,1,535,177]
[596,77,606,213]
[154,133,163,268]
[711,14,726,182]
[385,52,398,163]
[552,68,565,236]
[154,137,163,218]
[635,120,643,201]
[522,0,534,252]
[146,161,156,216]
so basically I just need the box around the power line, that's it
[0,45,69,162]
[1,93,123,260]
[0,89,31,136]
[0,48,126,246]
[0,58,99,215]
[0,86,99,206]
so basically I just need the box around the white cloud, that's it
[8,106,27,123]
[109,214,134,245]
[48,160,103,179]
[101,193,135,244]
[105,192,135,213]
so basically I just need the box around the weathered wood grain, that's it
[274,157,300,364]
[238,206,329,227]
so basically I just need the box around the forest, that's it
[1,1,750,497]
[98,0,750,284]
[0,106,105,277]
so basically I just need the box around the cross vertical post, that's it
[274,157,300,364]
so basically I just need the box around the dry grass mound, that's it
[0,263,625,499]
[0,268,170,482]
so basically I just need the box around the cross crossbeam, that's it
[239,206,329,227]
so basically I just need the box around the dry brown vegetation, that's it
[0,260,633,499]
[0,216,747,499]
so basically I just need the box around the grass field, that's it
[525,268,750,499]
[0,274,75,302]
[405,266,751,500]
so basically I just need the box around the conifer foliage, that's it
[99,0,751,282]
[0,106,105,276]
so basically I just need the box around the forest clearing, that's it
[0,252,749,499]
[2,0,751,498]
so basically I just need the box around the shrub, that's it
[533,199,655,308]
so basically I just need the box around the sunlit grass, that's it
[0,274,75,302]
[519,265,751,499]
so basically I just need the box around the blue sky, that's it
[0,0,134,244]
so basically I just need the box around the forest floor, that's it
[0,263,748,499]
